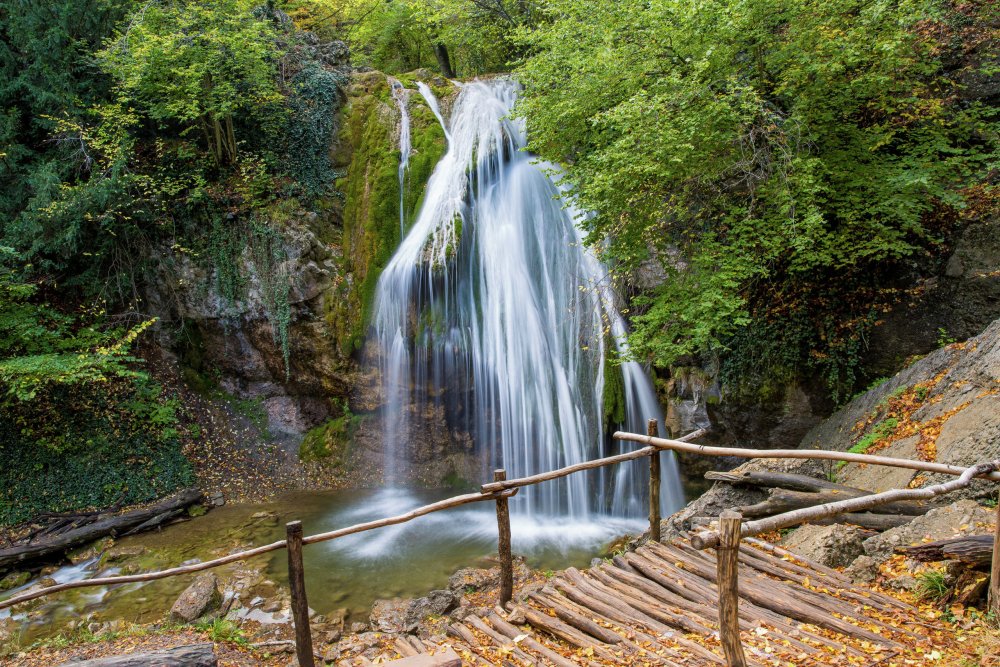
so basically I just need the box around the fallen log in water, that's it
[57,643,216,667]
[900,535,993,566]
[0,489,204,572]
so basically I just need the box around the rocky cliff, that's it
[669,315,1000,533]
[145,68,452,487]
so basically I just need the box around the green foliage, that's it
[515,0,999,398]
[851,418,900,455]
[194,618,248,646]
[286,0,535,75]
[285,62,347,198]
[299,400,360,464]
[98,0,284,165]
[0,378,193,525]
[0,252,190,525]
[0,251,154,404]
[915,569,949,602]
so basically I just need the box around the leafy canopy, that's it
[515,0,998,391]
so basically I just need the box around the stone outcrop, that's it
[144,69,459,487]
[170,573,222,623]
[369,589,457,634]
[781,524,868,568]
[861,500,995,560]
[666,317,1000,537]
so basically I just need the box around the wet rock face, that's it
[170,572,222,623]
[863,217,1000,378]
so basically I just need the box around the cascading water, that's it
[371,78,682,522]
[389,78,411,237]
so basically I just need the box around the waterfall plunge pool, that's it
[1,487,645,645]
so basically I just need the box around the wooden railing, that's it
[2,424,998,667]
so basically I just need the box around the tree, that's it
[515,0,998,397]
[99,0,284,165]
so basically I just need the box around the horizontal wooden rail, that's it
[480,428,707,493]
[613,431,1000,482]
[691,458,1000,549]
[0,489,516,611]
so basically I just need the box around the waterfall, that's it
[417,82,450,141]
[371,78,682,520]
[389,78,411,237]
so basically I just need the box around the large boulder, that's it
[781,524,868,568]
[170,572,222,623]
[369,589,458,634]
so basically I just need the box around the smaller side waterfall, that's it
[389,78,412,237]
[417,82,450,140]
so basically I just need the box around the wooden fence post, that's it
[990,498,999,615]
[717,510,747,667]
[648,419,661,543]
[494,469,514,607]
[287,521,315,667]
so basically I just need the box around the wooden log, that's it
[533,590,679,666]
[56,644,216,666]
[991,500,999,615]
[486,612,582,667]
[738,489,932,520]
[613,432,1000,482]
[613,553,834,652]
[742,537,851,584]
[717,510,747,667]
[529,591,623,645]
[480,428,708,493]
[648,419,662,543]
[692,459,1000,550]
[383,650,461,666]
[560,570,724,663]
[0,488,517,612]
[900,535,993,566]
[466,614,536,665]
[809,512,911,531]
[286,521,315,667]
[647,543,898,647]
[519,604,610,651]
[0,489,203,571]
[708,471,941,515]
[493,469,513,607]
[705,470,851,493]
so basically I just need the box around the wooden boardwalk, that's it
[364,537,931,666]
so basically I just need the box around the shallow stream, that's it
[1,487,644,646]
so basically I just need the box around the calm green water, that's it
[1,487,644,645]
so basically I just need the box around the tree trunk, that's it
[434,42,455,78]
[56,643,216,666]
[0,489,203,572]
[900,535,993,566]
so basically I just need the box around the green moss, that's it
[300,408,362,465]
[441,468,472,490]
[326,73,447,355]
[603,353,626,428]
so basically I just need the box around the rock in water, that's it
[170,573,222,623]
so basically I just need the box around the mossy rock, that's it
[0,571,30,592]
[326,71,448,356]
[299,414,360,465]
